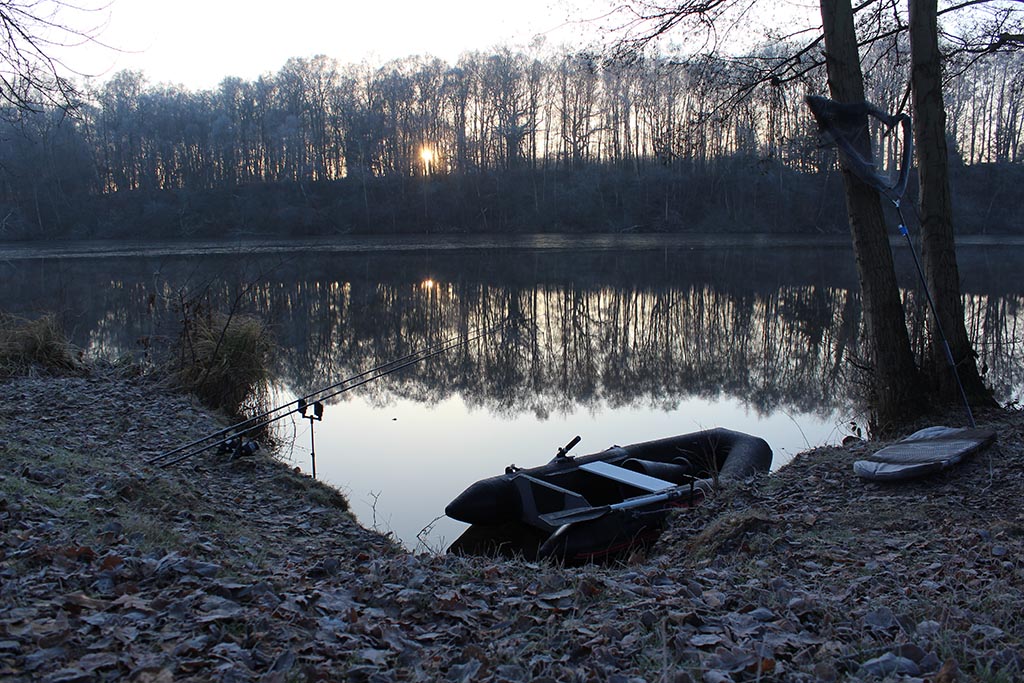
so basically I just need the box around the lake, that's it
[2,234,1023,550]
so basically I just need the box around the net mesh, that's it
[805,95,913,203]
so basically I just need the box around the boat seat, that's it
[578,461,676,493]
[512,474,592,530]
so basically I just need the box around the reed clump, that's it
[0,312,78,377]
[173,311,274,418]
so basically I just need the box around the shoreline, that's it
[4,233,1024,262]
[1,367,1022,681]
[0,233,858,262]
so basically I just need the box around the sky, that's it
[58,0,601,91]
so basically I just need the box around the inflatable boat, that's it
[445,428,772,564]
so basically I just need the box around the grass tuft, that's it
[0,311,78,377]
[173,312,274,418]
[686,507,775,561]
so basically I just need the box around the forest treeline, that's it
[0,45,1021,240]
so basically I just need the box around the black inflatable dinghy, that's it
[445,428,772,564]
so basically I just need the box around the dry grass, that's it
[685,507,776,562]
[0,311,78,377]
[173,312,274,418]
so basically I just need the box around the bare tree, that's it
[909,0,994,405]
[818,0,926,428]
[599,0,1018,423]
[0,0,109,116]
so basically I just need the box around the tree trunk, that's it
[908,0,995,408]
[819,0,925,429]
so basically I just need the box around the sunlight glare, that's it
[420,147,435,174]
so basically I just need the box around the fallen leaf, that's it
[537,588,575,601]
[933,658,959,683]
[63,592,109,611]
[41,667,91,683]
[99,554,123,571]
[689,633,724,648]
[78,652,119,672]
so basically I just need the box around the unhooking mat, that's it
[853,426,997,482]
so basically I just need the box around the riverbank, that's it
[4,232,1024,263]
[1,367,1021,682]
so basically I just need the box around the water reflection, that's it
[2,238,1023,545]
[5,243,1021,415]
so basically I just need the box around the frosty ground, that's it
[1,368,1021,682]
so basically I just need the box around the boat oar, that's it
[539,480,707,527]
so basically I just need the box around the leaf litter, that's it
[1,370,1022,681]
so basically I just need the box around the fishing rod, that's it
[152,321,508,468]
[894,202,976,428]
[148,338,456,466]
[156,340,466,468]
[147,321,503,464]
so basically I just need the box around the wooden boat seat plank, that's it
[578,460,675,493]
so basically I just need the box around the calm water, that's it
[3,234,1023,550]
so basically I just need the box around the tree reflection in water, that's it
[3,240,1023,546]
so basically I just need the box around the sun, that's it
[419,146,437,175]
